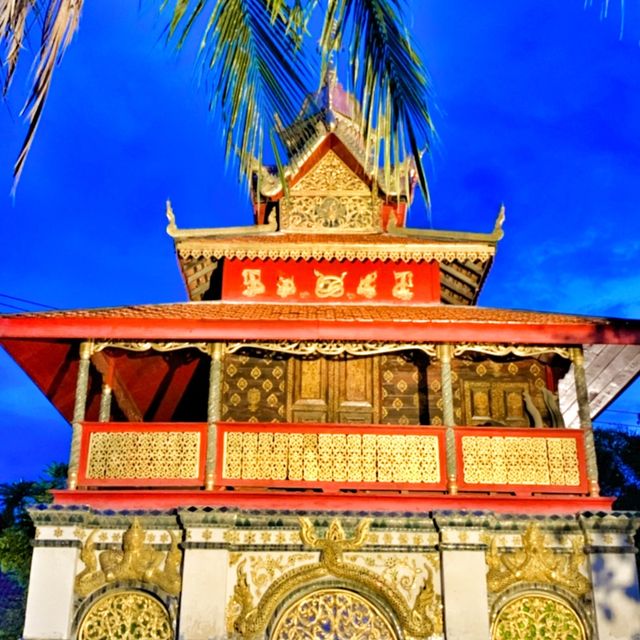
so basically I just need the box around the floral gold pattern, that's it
[78,591,173,640]
[492,594,585,640]
[223,430,440,484]
[85,432,201,480]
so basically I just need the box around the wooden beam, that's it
[91,351,143,422]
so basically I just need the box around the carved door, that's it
[287,356,380,423]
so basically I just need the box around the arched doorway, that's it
[77,590,173,640]
[492,593,586,640]
[271,587,399,640]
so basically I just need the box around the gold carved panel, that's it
[460,435,581,486]
[271,589,397,640]
[85,432,200,480]
[78,591,173,640]
[223,430,441,484]
[280,151,381,232]
[380,353,424,425]
[492,594,585,640]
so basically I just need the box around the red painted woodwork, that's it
[222,258,440,304]
[454,426,589,495]
[216,422,448,491]
[51,488,614,515]
[77,422,208,489]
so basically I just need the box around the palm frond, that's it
[166,0,312,178]
[321,0,433,204]
[3,0,84,186]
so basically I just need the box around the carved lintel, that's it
[93,340,211,356]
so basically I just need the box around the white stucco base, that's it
[23,545,79,640]
[179,546,230,640]
[441,548,491,640]
[590,551,640,640]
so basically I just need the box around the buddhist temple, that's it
[1,73,639,640]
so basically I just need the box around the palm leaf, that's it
[321,0,434,205]
[166,0,312,178]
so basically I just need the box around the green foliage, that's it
[594,428,640,510]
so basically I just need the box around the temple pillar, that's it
[436,515,491,640]
[437,343,458,494]
[581,514,640,640]
[205,342,224,490]
[68,340,92,489]
[98,383,112,422]
[178,512,230,640]
[570,346,600,496]
[23,525,80,640]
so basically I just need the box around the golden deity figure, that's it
[242,269,266,297]
[276,275,296,298]
[357,271,378,299]
[392,271,414,300]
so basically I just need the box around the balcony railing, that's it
[76,422,588,496]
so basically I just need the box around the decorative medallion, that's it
[316,197,348,228]
[271,588,398,640]
[78,590,173,640]
[492,594,585,640]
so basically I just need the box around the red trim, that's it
[455,427,589,495]
[2,316,638,345]
[50,489,615,514]
[216,422,447,491]
[77,422,208,489]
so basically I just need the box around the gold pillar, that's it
[98,383,112,423]
[68,340,93,490]
[437,343,457,494]
[571,346,599,496]
[205,342,224,490]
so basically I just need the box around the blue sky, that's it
[0,1,639,482]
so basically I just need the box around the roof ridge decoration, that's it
[388,205,505,243]
[166,201,277,239]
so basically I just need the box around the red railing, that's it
[76,422,589,496]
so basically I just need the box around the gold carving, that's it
[461,435,581,486]
[314,270,346,298]
[226,340,437,358]
[357,271,378,299]
[78,591,173,640]
[242,269,266,297]
[453,343,571,359]
[228,518,441,638]
[85,431,201,480]
[223,429,440,484]
[93,340,210,355]
[272,589,397,640]
[492,594,585,640]
[392,271,414,300]
[276,276,296,298]
[486,524,590,596]
[75,519,182,597]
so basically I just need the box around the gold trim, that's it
[93,341,211,356]
[453,343,571,359]
[176,241,495,263]
[225,340,437,357]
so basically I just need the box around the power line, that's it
[0,293,57,310]
[0,301,31,312]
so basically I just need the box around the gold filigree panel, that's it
[85,432,200,479]
[271,589,398,640]
[492,594,585,640]
[461,435,580,486]
[223,431,440,484]
[280,151,381,233]
[78,591,173,640]
[380,354,423,425]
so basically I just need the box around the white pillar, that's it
[178,541,229,639]
[23,545,79,639]
[590,550,640,639]
[436,517,491,640]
